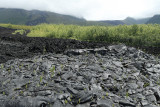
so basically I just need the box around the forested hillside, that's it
[146,15,160,24]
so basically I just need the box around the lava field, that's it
[0,27,160,107]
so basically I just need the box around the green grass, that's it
[1,23,160,47]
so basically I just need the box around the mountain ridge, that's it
[123,17,151,25]
[0,8,159,25]
[146,14,160,24]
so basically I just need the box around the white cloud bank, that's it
[0,0,160,20]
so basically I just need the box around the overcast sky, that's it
[0,0,160,20]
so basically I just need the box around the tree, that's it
[130,24,138,36]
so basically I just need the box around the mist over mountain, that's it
[0,8,159,25]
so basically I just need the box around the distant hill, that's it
[146,15,160,24]
[98,17,150,25]
[98,20,125,25]
[0,8,158,26]
[123,17,150,25]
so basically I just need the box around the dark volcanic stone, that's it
[0,27,109,63]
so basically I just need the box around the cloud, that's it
[0,0,160,20]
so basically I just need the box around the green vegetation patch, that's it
[1,23,160,47]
